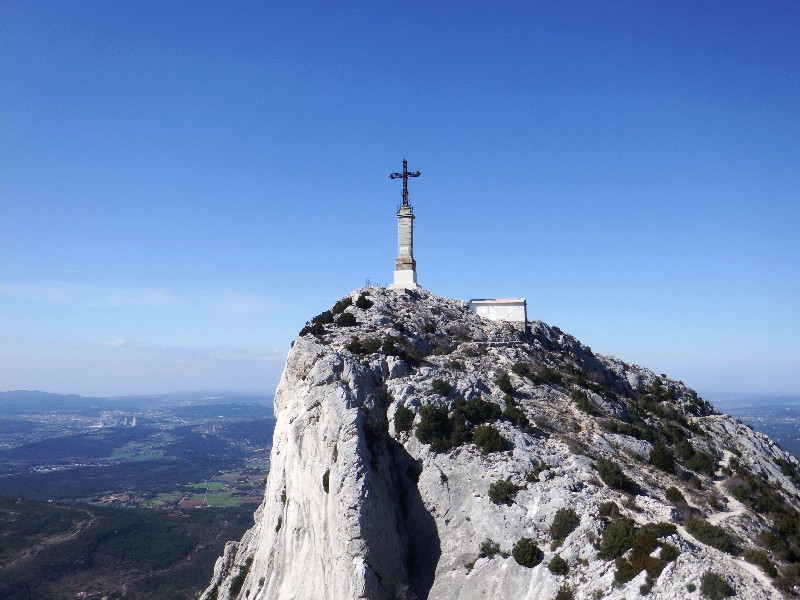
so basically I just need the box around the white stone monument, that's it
[388,159,420,290]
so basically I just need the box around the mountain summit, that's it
[203,287,800,599]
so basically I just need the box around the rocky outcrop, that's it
[203,287,800,599]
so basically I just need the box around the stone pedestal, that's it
[389,204,419,289]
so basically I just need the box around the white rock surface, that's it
[202,288,799,600]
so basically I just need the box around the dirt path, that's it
[674,450,779,596]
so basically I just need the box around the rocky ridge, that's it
[203,287,800,600]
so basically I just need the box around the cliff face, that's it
[203,288,800,600]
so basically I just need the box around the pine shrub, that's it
[665,486,685,504]
[554,586,574,600]
[455,395,502,424]
[430,379,452,397]
[598,519,636,560]
[687,519,740,555]
[473,425,506,454]
[488,479,522,506]
[550,508,580,546]
[335,312,356,327]
[511,537,543,568]
[548,555,569,575]
[355,293,373,309]
[700,571,734,599]
[495,371,514,395]
[394,404,414,433]
[596,457,633,492]
[331,297,353,314]
[649,443,676,474]
[478,539,501,558]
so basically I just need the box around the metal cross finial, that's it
[389,159,421,207]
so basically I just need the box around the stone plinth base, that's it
[389,269,418,290]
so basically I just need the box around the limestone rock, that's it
[203,288,800,600]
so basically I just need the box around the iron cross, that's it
[389,159,421,207]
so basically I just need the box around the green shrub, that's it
[548,554,569,575]
[332,297,353,314]
[299,321,324,336]
[322,469,330,494]
[478,538,501,558]
[415,405,475,452]
[780,563,800,594]
[571,389,598,415]
[511,537,543,568]
[511,361,531,378]
[394,404,414,433]
[430,379,452,396]
[488,479,523,506]
[502,395,530,428]
[300,310,335,335]
[554,586,574,600]
[456,395,502,424]
[415,405,451,445]
[381,335,421,366]
[686,519,740,555]
[526,463,549,483]
[355,293,373,309]
[700,571,734,599]
[665,486,685,504]
[535,366,561,384]
[345,336,381,355]
[659,542,679,562]
[649,443,676,474]
[335,312,356,327]
[473,425,506,454]
[686,451,716,476]
[596,457,633,492]
[598,519,636,560]
[373,384,392,406]
[496,371,514,395]
[742,548,777,577]
[614,557,637,584]
[550,508,580,546]
[599,501,620,519]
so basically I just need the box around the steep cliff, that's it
[203,287,800,600]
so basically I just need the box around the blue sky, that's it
[1,2,798,396]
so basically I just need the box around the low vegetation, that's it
[430,379,452,397]
[649,443,676,474]
[700,571,734,599]
[686,519,739,555]
[611,522,679,588]
[478,539,503,559]
[550,508,580,547]
[548,555,569,575]
[355,293,373,309]
[488,480,523,506]
[495,371,514,395]
[473,425,506,454]
[394,404,415,433]
[596,457,633,492]
[511,538,543,568]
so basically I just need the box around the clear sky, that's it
[1,2,798,397]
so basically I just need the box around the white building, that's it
[467,298,527,323]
